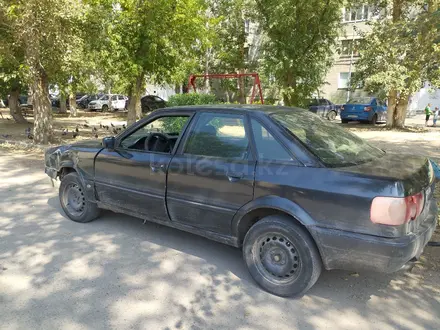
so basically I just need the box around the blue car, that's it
[340,97,387,124]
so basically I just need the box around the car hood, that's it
[337,153,433,195]
[45,140,104,169]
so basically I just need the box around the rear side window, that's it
[251,119,292,161]
[118,95,125,100]
[184,113,249,159]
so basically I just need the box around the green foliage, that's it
[354,12,440,97]
[255,0,345,106]
[167,93,217,106]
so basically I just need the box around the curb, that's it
[0,138,47,151]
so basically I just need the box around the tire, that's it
[102,104,109,112]
[370,114,378,125]
[327,111,337,121]
[243,215,322,297]
[341,119,349,123]
[59,172,100,223]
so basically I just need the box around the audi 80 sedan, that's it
[45,105,437,297]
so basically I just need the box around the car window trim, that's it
[176,110,255,162]
[115,112,195,155]
[247,115,302,166]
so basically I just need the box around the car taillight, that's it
[364,106,372,112]
[370,192,424,226]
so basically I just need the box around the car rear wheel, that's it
[59,172,100,223]
[102,104,109,112]
[370,114,378,125]
[243,215,322,297]
[327,111,337,121]
[341,119,349,123]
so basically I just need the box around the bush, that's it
[167,93,217,106]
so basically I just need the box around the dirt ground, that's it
[0,150,439,330]
[0,108,128,145]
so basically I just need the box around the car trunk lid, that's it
[337,153,433,196]
[343,104,366,114]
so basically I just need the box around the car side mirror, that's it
[102,136,115,150]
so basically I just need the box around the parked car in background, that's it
[77,94,101,109]
[340,97,387,124]
[141,95,167,112]
[4,95,33,114]
[45,105,436,297]
[88,94,127,112]
[307,98,340,121]
[51,96,69,109]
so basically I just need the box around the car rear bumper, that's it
[340,112,370,120]
[311,201,437,273]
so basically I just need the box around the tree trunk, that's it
[127,73,144,125]
[204,48,211,93]
[59,93,67,114]
[32,71,53,144]
[238,69,246,104]
[69,92,77,117]
[27,89,33,106]
[282,72,297,106]
[386,89,398,128]
[8,89,28,123]
[394,95,409,128]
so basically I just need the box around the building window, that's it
[340,39,360,57]
[338,72,364,89]
[338,72,350,89]
[343,5,370,22]
[244,20,250,34]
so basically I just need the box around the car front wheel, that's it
[243,215,322,297]
[59,172,100,223]
[341,119,349,123]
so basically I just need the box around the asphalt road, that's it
[1,150,439,330]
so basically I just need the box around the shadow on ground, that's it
[0,151,439,329]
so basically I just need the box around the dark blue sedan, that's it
[44,105,436,297]
[340,97,387,124]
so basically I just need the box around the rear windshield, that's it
[271,111,385,167]
[348,97,372,104]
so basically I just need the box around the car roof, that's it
[162,104,306,116]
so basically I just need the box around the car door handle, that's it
[226,172,244,182]
[150,164,165,173]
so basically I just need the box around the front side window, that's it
[118,95,125,100]
[184,113,249,159]
[100,95,109,101]
[120,116,189,153]
[251,119,293,161]
[271,110,384,167]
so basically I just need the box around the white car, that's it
[88,94,127,111]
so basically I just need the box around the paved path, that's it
[0,150,439,330]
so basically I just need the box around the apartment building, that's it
[321,5,373,104]
[322,5,439,111]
